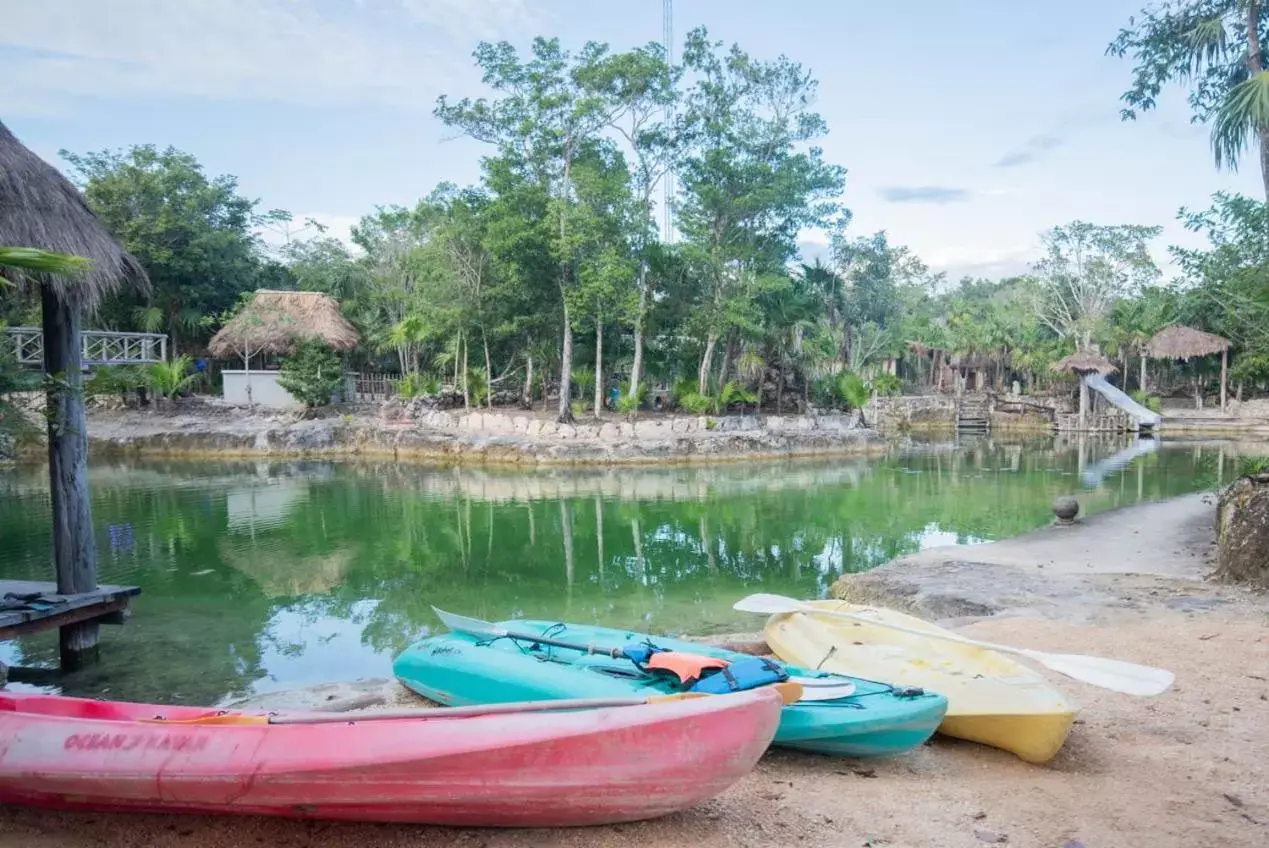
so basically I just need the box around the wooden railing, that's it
[2,327,168,366]
[348,371,401,401]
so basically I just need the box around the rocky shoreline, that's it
[62,400,886,465]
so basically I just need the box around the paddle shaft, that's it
[494,629,625,658]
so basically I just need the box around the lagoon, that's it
[0,436,1228,706]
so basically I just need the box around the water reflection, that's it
[0,436,1235,706]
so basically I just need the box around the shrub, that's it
[277,340,342,407]
[871,372,902,397]
[398,372,442,399]
[1130,388,1162,413]
[146,356,201,400]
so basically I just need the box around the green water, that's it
[0,436,1230,706]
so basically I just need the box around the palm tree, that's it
[1111,3,1269,200]
[0,246,91,285]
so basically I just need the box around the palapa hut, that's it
[0,119,149,667]
[207,289,358,407]
[1144,324,1233,410]
[1051,349,1118,430]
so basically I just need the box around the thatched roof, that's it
[1051,350,1118,375]
[1144,324,1231,360]
[207,289,359,357]
[0,120,147,308]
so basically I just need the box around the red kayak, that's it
[0,687,782,827]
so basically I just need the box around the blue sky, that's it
[3,0,1261,280]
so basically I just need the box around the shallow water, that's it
[0,435,1231,706]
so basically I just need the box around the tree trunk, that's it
[698,331,718,395]
[1140,353,1148,393]
[1221,348,1228,411]
[461,331,470,411]
[1260,127,1269,203]
[1079,377,1088,430]
[523,353,534,409]
[720,333,737,387]
[1251,2,1269,200]
[777,349,785,414]
[41,286,99,670]
[593,316,603,417]
[482,328,492,410]
[629,262,648,402]
[557,302,574,423]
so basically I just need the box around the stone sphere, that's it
[1052,495,1080,523]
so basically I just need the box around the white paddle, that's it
[733,593,1175,697]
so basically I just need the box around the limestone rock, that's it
[1215,474,1269,587]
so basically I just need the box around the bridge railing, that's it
[2,327,168,366]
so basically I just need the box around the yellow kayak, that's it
[763,600,1079,764]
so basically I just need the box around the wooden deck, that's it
[0,580,140,641]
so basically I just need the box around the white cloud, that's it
[0,0,540,115]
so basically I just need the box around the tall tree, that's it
[586,44,680,399]
[676,27,846,393]
[436,38,635,422]
[1031,221,1163,348]
[61,145,272,354]
[1109,1,1269,200]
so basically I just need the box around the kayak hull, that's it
[394,619,948,759]
[763,600,1079,764]
[0,688,783,826]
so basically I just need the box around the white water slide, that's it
[1083,373,1161,427]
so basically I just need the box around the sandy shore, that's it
[2,494,1267,848]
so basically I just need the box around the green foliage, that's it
[671,378,698,405]
[718,380,758,411]
[1130,389,1162,412]
[0,247,92,286]
[615,381,647,414]
[836,371,871,411]
[86,365,146,399]
[277,340,342,408]
[570,366,595,400]
[677,391,714,414]
[1230,353,1269,385]
[871,372,902,397]
[1237,455,1269,477]
[1108,2,1269,192]
[397,372,442,399]
[466,366,490,406]
[62,145,276,349]
[146,356,201,399]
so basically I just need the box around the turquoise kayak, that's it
[393,618,948,758]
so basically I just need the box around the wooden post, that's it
[1078,375,1088,431]
[41,285,99,670]
[1220,348,1228,411]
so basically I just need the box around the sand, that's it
[3,495,1267,848]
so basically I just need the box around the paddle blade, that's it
[732,593,808,615]
[432,606,506,639]
[1031,651,1175,696]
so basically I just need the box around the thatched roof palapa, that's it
[207,289,359,357]
[1051,350,1118,376]
[1144,325,1231,360]
[0,120,148,307]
